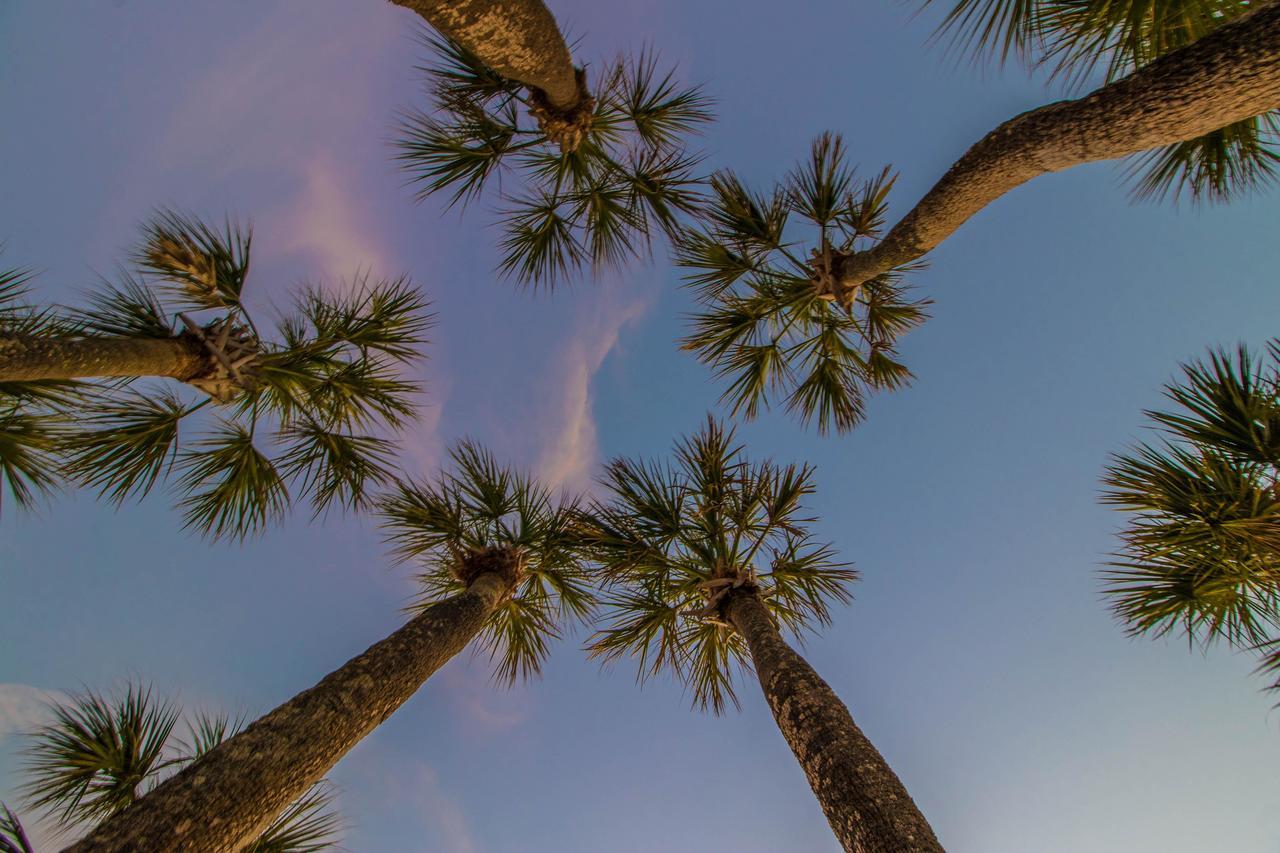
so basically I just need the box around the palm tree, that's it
[582,417,941,853]
[684,3,1280,397]
[396,32,711,288]
[12,684,340,851]
[679,134,931,434]
[928,0,1277,203]
[0,804,33,853]
[66,443,592,851]
[0,211,430,538]
[1102,341,1280,690]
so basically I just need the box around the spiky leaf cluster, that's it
[0,803,33,853]
[2,213,432,539]
[679,134,929,434]
[582,417,857,713]
[378,442,595,684]
[396,33,711,289]
[18,684,341,849]
[924,0,1276,202]
[1102,342,1280,686]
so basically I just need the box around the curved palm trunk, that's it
[725,591,942,853]
[0,335,204,382]
[64,572,512,853]
[390,0,582,110]
[831,1,1280,300]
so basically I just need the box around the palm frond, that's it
[0,803,34,853]
[21,685,180,826]
[0,407,63,512]
[175,710,246,762]
[242,783,342,853]
[278,419,396,515]
[135,210,251,311]
[62,390,194,503]
[76,272,174,338]
[176,421,288,540]
[298,276,432,363]
[1126,114,1280,204]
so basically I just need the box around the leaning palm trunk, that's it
[390,0,583,110]
[0,334,203,382]
[829,1,1280,300]
[726,590,943,853]
[65,570,514,853]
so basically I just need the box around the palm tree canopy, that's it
[396,33,712,290]
[0,211,432,539]
[924,0,1278,202]
[378,441,596,684]
[581,417,858,713]
[1102,342,1280,671]
[679,134,930,434]
[17,684,341,850]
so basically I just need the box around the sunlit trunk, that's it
[65,571,513,853]
[0,335,204,382]
[726,590,942,853]
[832,2,1280,300]
[390,0,582,110]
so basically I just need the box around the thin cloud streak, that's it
[0,682,65,745]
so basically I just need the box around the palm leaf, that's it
[176,421,288,540]
[62,390,195,503]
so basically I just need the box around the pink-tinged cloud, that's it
[0,682,66,744]
[413,763,482,853]
[437,662,532,736]
[536,288,650,492]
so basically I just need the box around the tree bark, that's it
[64,572,512,853]
[0,335,205,382]
[725,590,942,853]
[389,0,582,110]
[832,1,1280,299]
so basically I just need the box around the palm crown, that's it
[582,417,857,713]
[396,33,712,289]
[927,0,1277,202]
[15,683,340,851]
[378,441,596,684]
[1102,342,1280,685]
[0,211,431,538]
[679,133,930,434]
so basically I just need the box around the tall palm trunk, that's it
[64,571,513,853]
[390,0,583,110]
[0,334,204,382]
[725,590,942,853]
[830,1,1280,300]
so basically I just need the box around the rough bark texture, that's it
[833,1,1280,299]
[726,590,942,853]
[390,0,581,109]
[64,572,513,853]
[0,334,205,382]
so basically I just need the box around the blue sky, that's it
[2,1,1279,850]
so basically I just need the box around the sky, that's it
[2,1,1280,851]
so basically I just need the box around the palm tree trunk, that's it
[0,335,204,382]
[831,1,1280,300]
[389,0,582,110]
[725,590,942,853]
[64,572,512,853]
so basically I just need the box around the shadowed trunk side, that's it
[0,335,204,382]
[390,0,582,109]
[832,2,1280,299]
[725,590,942,853]
[64,572,513,853]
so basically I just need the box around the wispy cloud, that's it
[413,763,482,853]
[0,683,65,744]
[536,289,649,492]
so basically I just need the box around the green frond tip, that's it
[398,35,712,289]
[377,441,595,685]
[243,782,342,853]
[1126,114,1280,205]
[583,416,856,713]
[63,390,195,504]
[1102,339,1280,649]
[136,210,251,311]
[0,407,63,512]
[76,271,174,338]
[679,135,929,434]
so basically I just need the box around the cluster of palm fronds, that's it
[581,417,857,713]
[397,33,712,289]
[679,133,930,434]
[378,441,596,684]
[1102,342,1280,687]
[927,0,1277,202]
[2,684,339,851]
[0,211,431,539]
